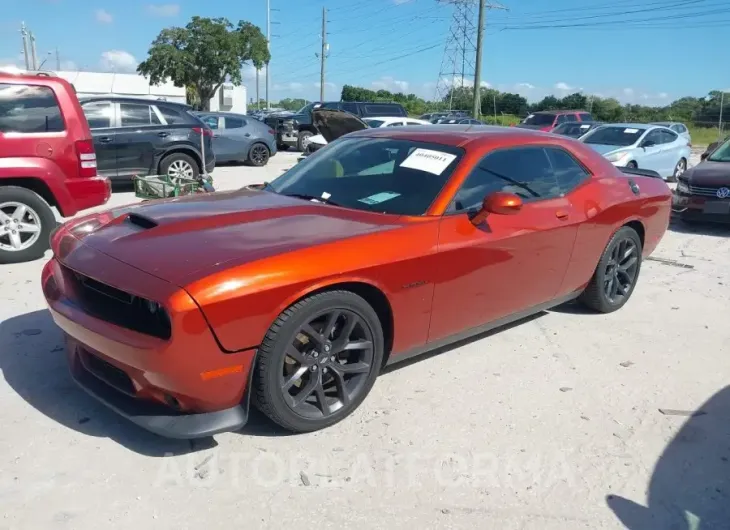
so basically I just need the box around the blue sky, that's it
[1,0,727,106]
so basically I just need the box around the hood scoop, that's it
[126,213,158,230]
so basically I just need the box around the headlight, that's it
[676,180,690,194]
[605,151,628,163]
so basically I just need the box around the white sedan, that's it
[362,116,432,128]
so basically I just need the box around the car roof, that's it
[78,95,192,108]
[346,124,568,148]
[597,123,654,130]
[533,109,587,115]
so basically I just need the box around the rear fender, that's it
[0,157,76,216]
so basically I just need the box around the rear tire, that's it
[253,290,384,433]
[0,186,55,264]
[159,152,199,181]
[578,226,643,313]
[247,143,270,167]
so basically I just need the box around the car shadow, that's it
[548,299,600,316]
[607,385,730,529]
[0,309,292,455]
[668,213,730,237]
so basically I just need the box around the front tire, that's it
[626,161,638,169]
[670,158,687,182]
[297,130,313,152]
[0,186,55,264]
[579,226,643,313]
[253,290,384,433]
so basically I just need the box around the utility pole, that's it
[29,31,38,70]
[265,0,271,110]
[720,91,725,137]
[319,8,327,102]
[472,0,507,119]
[55,47,61,70]
[20,23,30,70]
[256,68,260,110]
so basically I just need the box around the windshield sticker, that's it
[358,192,400,205]
[580,124,590,128]
[321,191,332,200]
[624,128,639,134]
[399,148,457,175]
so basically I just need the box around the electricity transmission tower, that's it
[434,0,506,113]
[435,0,478,111]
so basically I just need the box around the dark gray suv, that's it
[79,96,215,182]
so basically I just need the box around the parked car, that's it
[419,112,449,121]
[266,101,408,152]
[0,70,110,263]
[195,111,277,166]
[515,110,594,132]
[43,124,671,438]
[552,121,603,139]
[580,123,691,181]
[650,121,691,145]
[700,134,730,161]
[674,137,730,223]
[79,96,215,182]
[362,117,431,127]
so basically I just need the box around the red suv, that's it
[515,110,594,133]
[0,71,111,263]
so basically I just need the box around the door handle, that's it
[157,132,169,138]
[244,133,251,137]
[556,210,570,220]
[97,136,112,143]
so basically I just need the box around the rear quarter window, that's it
[0,83,65,133]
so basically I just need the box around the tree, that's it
[138,16,270,111]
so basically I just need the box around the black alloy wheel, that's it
[579,226,643,313]
[248,143,270,166]
[626,161,638,169]
[280,309,374,419]
[253,290,384,433]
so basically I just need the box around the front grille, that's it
[80,349,135,396]
[688,184,727,197]
[64,267,172,340]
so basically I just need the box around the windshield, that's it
[296,103,316,115]
[268,137,464,216]
[363,119,384,128]
[522,113,555,125]
[583,126,646,146]
[708,139,730,162]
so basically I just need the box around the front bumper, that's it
[42,254,256,439]
[672,191,730,223]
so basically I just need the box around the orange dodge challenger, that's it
[42,124,672,438]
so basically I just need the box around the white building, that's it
[53,71,247,113]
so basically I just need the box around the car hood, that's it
[312,108,369,143]
[77,189,399,286]
[684,161,730,187]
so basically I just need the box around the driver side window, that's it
[451,147,561,212]
[643,130,663,146]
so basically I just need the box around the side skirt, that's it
[385,290,582,367]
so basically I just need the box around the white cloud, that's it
[371,76,409,93]
[273,82,304,92]
[554,82,573,91]
[516,82,535,90]
[623,87,634,96]
[658,92,669,99]
[95,9,113,23]
[99,50,138,73]
[146,3,180,17]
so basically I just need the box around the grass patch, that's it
[687,126,724,147]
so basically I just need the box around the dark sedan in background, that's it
[674,137,730,224]
[552,121,603,139]
[195,112,277,166]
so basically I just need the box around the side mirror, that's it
[641,140,655,148]
[470,192,523,225]
[700,151,709,161]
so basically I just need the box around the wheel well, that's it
[159,148,203,173]
[298,127,316,135]
[303,281,394,365]
[624,220,645,248]
[0,178,57,209]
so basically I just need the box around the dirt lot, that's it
[2,150,729,529]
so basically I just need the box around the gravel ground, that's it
[2,150,730,529]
